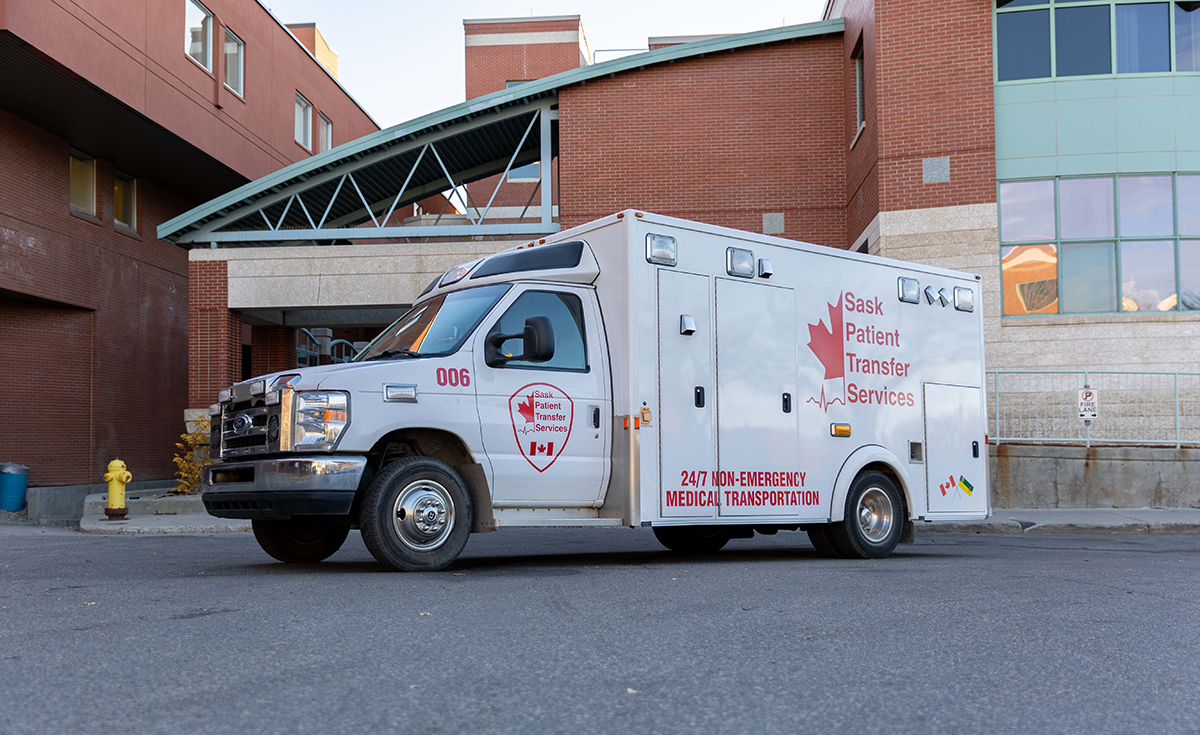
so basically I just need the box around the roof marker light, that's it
[646,233,677,266]
[726,247,754,278]
[898,277,920,304]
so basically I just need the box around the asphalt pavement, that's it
[1,526,1198,735]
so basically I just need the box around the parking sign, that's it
[1078,388,1099,420]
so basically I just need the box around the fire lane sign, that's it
[1078,388,1099,420]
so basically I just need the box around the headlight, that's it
[293,391,349,450]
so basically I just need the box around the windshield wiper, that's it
[365,348,423,361]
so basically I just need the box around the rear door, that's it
[923,382,988,517]
[714,278,804,518]
[658,270,717,518]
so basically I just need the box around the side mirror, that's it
[485,316,556,367]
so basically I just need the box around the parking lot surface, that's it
[1,526,1197,734]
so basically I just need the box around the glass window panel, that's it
[1179,241,1200,310]
[69,154,95,214]
[1117,3,1171,73]
[1179,3,1200,71]
[224,29,243,94]
[185,0,211,69]
[1002,244,1059,315]
[113,174,135,229]
[1056,6,1112,76]
[1121,241,1177,311]
[1119,176,1174,236]
[997,10,1051,81]
[490,291,588,370]
[1000,180,1056,242]
[294,93,311,148]
[1059,177,1115,239]
[1061,241,1118,313]
[1177,175,1200,236]
[508,162,541,183]
[319,114,332,152]
[997,0,1044,7]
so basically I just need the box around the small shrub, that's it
[173,417,212,494]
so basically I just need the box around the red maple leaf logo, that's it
[517,395,536,424]
[807,292,844,381]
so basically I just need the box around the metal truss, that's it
[178,99,558,246]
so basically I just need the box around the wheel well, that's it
[365,428,476,471]
[857,462,911,521]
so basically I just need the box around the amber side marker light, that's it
[830,423,852,437]
[617,213,625,218]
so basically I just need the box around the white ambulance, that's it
[202,211,989,571]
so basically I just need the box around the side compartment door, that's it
[923,382,988,517]
[715,278,804,518]
[473,285,610,506]
[658,270,717,517]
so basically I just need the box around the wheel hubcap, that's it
[392,480,455,551]
[857,487,894,544]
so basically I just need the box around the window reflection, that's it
[1057,5,1112,76]
[1179,2,1200,71]
[1061,242,1119,313]
[1119,176,1174,237]
[997,10,1051,81]
[1059,177,1115,239]
[1121,241,1177,311]
[1117,3,1171,73]
[1180,241,1200,310]
[1002,244,1059,315]
[1000,180,1056,242]
[1178,176,1200,236]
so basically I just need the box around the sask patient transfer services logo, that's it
[509,383,574,472]
[806,293,846,411]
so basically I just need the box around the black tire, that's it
[359,457,472,572]
[653,525,731,553]
[829,471,904,559]
[806,524,845,558]
[252,518,350,563]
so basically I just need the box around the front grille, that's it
[217,399,284,459]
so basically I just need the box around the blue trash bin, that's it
[0,463,30,512]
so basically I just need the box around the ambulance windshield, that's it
[355,283,511,361]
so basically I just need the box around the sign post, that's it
[1078,387,1099,447]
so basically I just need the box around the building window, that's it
[996,9,1051,81]
[294,92,312,149]
[852,43,865,128]
[1178,2,1200,71]
[224,29,244,95]
[69,151,95,215]
[1000,174,1200,315]
[996,0,1188,80]
[185,0,212,70]
[1117,2,1171,73]
[318,113,332,152]
[1056,5,1111,76]
[114,172,136,230]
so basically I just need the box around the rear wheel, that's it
[252,518,350,563]
[829,471,904,559]
[653,526,730,553]
[359,457,472,572]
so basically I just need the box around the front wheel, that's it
[829,471,904,559]
[359,457,473,572]
[653,526,730,553]
[252,518,350,563]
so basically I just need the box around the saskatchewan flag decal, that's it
[957,476,974,497]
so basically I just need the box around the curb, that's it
[78,513,251,535]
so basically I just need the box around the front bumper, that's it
[202,456,367,520]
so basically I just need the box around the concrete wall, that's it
[990,444,1200,509]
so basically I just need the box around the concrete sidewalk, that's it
[70,493,1200,536]
[919,507,1200,535]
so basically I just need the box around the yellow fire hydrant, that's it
[103,459,132,521]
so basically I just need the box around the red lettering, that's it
[459,368,471,387]
[436,368,447,386]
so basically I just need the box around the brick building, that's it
[0,0,376,488]
[151,3,1200,489]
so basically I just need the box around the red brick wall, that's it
[558,37,847,247]
[875,0,995,212]
[188,260,241,408]
[250,325,297,377]
[0,107,189,485]
[842,0,880,248]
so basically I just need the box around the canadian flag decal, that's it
[806,292,846,411]
[509,383,573,472]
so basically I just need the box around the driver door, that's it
[472,284,610,506]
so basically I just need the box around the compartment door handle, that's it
[694,386,705,408]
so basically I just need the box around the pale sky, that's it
[261,0,828,128]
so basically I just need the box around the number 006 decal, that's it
[435,368,471,387]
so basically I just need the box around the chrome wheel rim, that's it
[857,487,894,544]
[392,479,455,551]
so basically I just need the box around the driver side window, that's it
[488,290,588,371]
